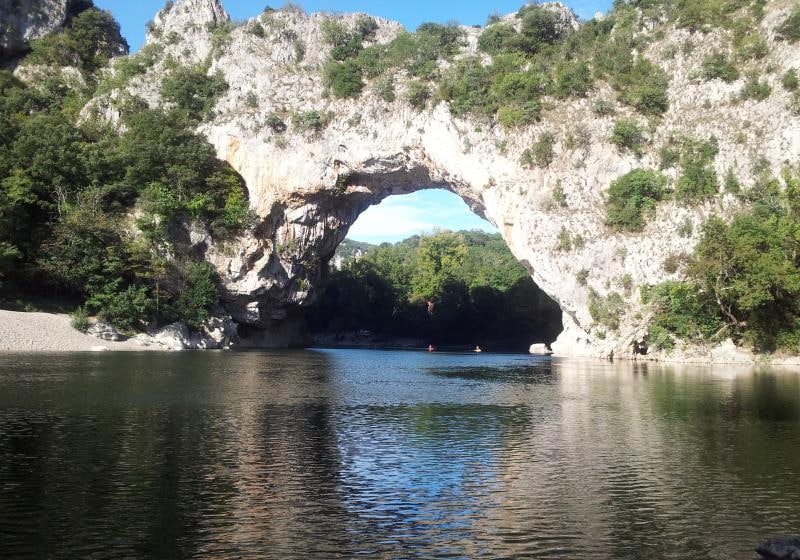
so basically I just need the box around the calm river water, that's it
[0,349,799,559]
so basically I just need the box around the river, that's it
[0,349,798,559]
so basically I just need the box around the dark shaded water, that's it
[0,350,799,559]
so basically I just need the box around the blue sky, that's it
[94,0,611,243]
[347,190,498,243]
[96,0,612,52]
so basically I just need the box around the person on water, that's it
[428,344,435,352]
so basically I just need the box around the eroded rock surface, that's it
[90,0,800,357]
[1,0,70,59]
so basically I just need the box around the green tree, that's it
[605,169,668,231]
[411,232,469,303]
[323,60,364,98]
[160,64,229,122]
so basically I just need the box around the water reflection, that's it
[0,351,798,559]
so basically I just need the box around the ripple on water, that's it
[0,350,798,559]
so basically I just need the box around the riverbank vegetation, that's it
[645,167,800,354]
[308,231,562,350]
[0,1,249,332]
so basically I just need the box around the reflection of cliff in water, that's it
[474,360,800,559]
[2,351,800,559]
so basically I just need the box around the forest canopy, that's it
[308,231,563,350]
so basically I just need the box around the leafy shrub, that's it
[592,99,616,116]
[790,91,800,115]
[321,18,377,61]
[552,184,568,208]
[610,119,645,155]
[514,5,571,54]
[266,114,287,133]
[355,16,379,39]
[700,51,739,82]
[740,71,772,101]
[96,42,162,94]
[556,227,573,251]
[436,58,493,116]
[70,307,90,332]
[659,145,680,169]
[675,136,719,202]
[612,58,670,116]
[564,125,591,152]
[250,22,266,38]
[208,21,236,54]
[323,60,364,99]
[478,23,517,54]
[168,261,218,329]
[497,102,540,128]
[374,76,396,102]
[735,33,769,60]
[677,216,694,237]
[605,169,668,231]
[777,6,800,43]
[407,81,431,110]
[25,8,128,72]
[663,252,691,273]
[160,63,228,122]
[554,60,593,98]
[521,132,556,168]
[783,69,799,91]
[294,40,306,63]
[589,290,625,331]
[292,110,333,133]
[643,281,723,351]
[724,168,741,193]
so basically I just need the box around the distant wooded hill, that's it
[310,230,562,350]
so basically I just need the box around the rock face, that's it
[132,316,239,350]
[0,0,71,60]
[92,0,800,358]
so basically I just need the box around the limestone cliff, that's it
[90,0,800,358]
[1,0,74,59]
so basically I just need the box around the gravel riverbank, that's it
[0,310,157,352]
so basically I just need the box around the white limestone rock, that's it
[0,0,70,59]
[92,0,800,359]
[529,343,553,355]
[87,320,127,342]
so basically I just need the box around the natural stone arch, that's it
[91,0,800,358]
[202,141,585,354]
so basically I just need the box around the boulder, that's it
[131,316,239,351]
[151,322,191,350]
[87,320,126,342]
[756,537,800,560]
[529,343,553,355]
[188,316,239,349]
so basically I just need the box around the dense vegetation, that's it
[605,169,668,231]
[0,2,250,332]
[317,1,676,123]
[645,167,800,354]
[317,0,768,126]
[308,231,562,350]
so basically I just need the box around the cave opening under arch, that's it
[305,189,563,352]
